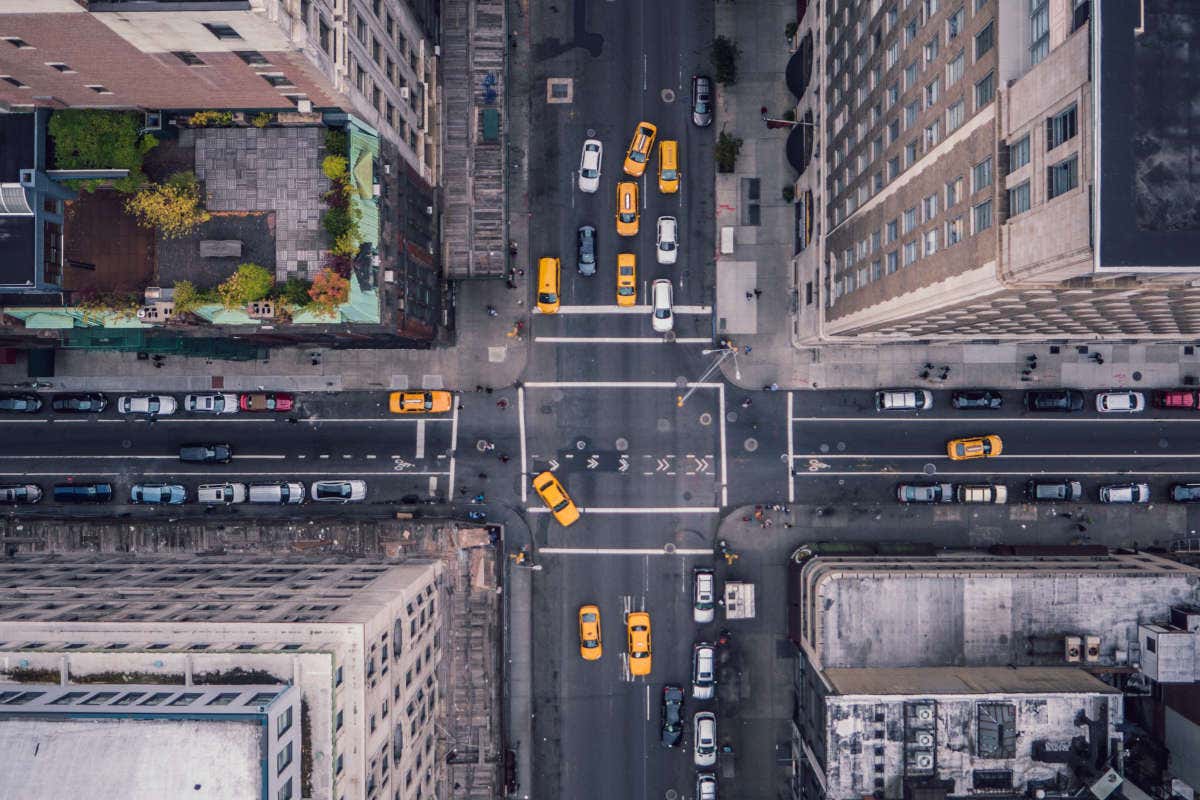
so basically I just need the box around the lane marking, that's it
[415,419,426,460]
[533,336,711,344]
[0,454,285,461]
[540,547,714,556]
[789,416,1200,423]
[794,469,1200,477]
[518,387,528,504]
[790,453,1200,459]
[718,383,728,508]
[527,506,720,514]
[787,391,796,504]
[448,401,460,499]
[548,304,711,315]
[428,475,438,496]
[83,417,453,424]
[524,381,722,389]
[0,470,451,477]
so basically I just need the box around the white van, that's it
[198,483,247,504]
[875,389,933,411]
[249,482,305,504]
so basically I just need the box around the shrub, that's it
[251,112,272,128]
[783,185,796,202]
[331,231,359,258]
[322,253,354,278]
[322,206,354,240]
[47,109,156,193]
[217,263,275,308]
[307,268,350,314]
[711,36,741,85]
[322,155,350,183]
[715,131,743,173]
[75,291,141,322]
[785,21,798,40]
[324,128,348,157]
[783,108,796,121]
[276,277,313,306]
[187,110,234,127]
[323,185,350,209]
[124,171,211,238]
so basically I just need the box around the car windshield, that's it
[662,169,677,180]
[581,166,598,178]
[655,307,671,319]
[617,286,635,296]
[696,101,709,113]
[538,291,558,304]
[620,210,636,222]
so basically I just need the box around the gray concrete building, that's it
[791,0,1200,343]
[0,556,445,800]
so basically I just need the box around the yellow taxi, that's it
[616,253,636,306]
[532,470,580,526]
[578,604,602,660]
[657,140,679,194]
[616,181,639,237]
[626,611,652,676]
[622,121,657,177]
[388,390,452,414]
[536,256,561,314]
[946,434,1003,461]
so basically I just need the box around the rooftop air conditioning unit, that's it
[297,99,313,113]
[915,705,934,723]
[1085,636,1101,662]
[425,205,433,216]
[911,752,934,771]
[915,731,934,748]
[434,45,441,56]
[1065,636,1082,663]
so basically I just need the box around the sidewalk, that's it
[711,1,1200,393]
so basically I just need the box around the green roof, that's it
[347,118,380,250]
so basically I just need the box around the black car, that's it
[577,225,596,277]
[0,393,43,413]
[1027,479,1083,502]
[179,443,233,463]
[951,390,1003,410]
[51,393,108,413]
[1024,389,1085,412]
[691,75,713,127]
[1171,484,1200,503]
[53,483,114,503]
[661,684,684,747]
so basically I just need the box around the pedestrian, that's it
[745,292,754,301]
[486,305,498,317]
[919,371,930,379]
[770,382,779,391]
[516,268,525,277]
[499,454,511,464]
[475,385,484,393]
[485,387,494,394]
[743,345,752,354]
[741,397,752,408]
[478,472,488,480]
[496,398,509,410]
[754,288,762,297]
[459,487,468,496]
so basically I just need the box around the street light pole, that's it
[677,347,739,407]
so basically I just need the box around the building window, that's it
[1008,135,1030,171]
[335,709,344,730]
[972,156,993,192]
[923,228,939,256]
[386,13,394,35]
[946,50,964,85]
[975,71,994,108]
[946,175,963,206]
[202,22,242,40]
[924,0,940,16]
[235,50,269,66]
[904,60,919,90]
[903,240,919,266]
[905,139,918,166]
[356,16,367,44]
[946,99,964,132]
[874,171,885,192]
[1,75,27,88]
[277,706,294,735]
[905,19,919,46]
[46,62,74,73]
[924,35,939,65]
[887,250,899,273]
[3,37,32,49]
[277,778,292,800]
[372,85,382,111]
[886,219,899,243]
[1047,155,1078,199]
[1030,0,1050,64]
[277,741,293,774]
[946,215,964,244]
[973,199,993,232]
[976,0,988,9]
[1047,104,1077,150]
[923,192,940,220]
[261,73,294,87]
[888,4,899,29]
[356,66,367,92]
[904,100,919,128]
[396,31,408,57]
[947,6,965,38]
[372,38,382,65]
[172,51,205,66]
[924,119,940,149]
[319,17,331,54]
[975,20,994,60]
[887,82,899,107]
[887,40,899,69]
[372,0,381,15]
[1008,181,1031,215]
[925,78,940,106]
[888,156,901,179]
[888,118,900,143]
[903,207,918,234]
[86,84,112,94]
[335,754,344,775]
[335,666,343,686]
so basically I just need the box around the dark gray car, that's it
[179,443,233,464]
[692,75,713,127]
[577,225,596,276]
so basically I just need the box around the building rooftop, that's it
[0,717,261,799]
[0,113,34,183]
[823,666,1120,696]
[1097,0,1200,269]
[0,219,36,287]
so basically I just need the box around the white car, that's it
[311,480,367,503]
[185,393,239,414]
[578,138,602,193]
[117,395,177,416]
[198,483,247,504]
[693,712,717,767]
[692,643,716,700]
[1096,391,1145,413]
[655,215,678,265]
[1099,483,1151,504]
[696,774,717,800]
[651,279,674,334]
[693,568,715,623]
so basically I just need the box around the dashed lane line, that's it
[794,469,1200,477]
[533,336,712,344]
[524,381,723,389]
[539,305,711,315]
[527,506,720,514]
[0,470,452,477]
[791,453,1200,459]
[789,416,1200,423]
[539,547,714,556]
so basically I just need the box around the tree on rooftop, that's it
[307,267,350,315]
[218,263,275,309]
[124,171,211,238]
[47,109,156,194]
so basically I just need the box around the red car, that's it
[1152,389,1198,410]
[239,392,295,412]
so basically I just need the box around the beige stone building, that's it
[793,0,1200,343]
[0,556,444,800]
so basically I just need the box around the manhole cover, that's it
[666,791,679,800]
[661,89,676,103]
[615,438,629,451]
[675,376,688,390]
[657,418,672,432]
[726,411,738,423]
[663,543,676,554]
[699,413,713,426]
[836,441,846,451]
[924,463,937,474]
[1132,371,1142,381]
[682,491,693,501]
[744,438,759,452]
[121,439,132,449]
[586,127,596,137]
[575,439,588,450]
[819,443,830,453]
[1158,438,1169,449]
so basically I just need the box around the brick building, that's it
[792,0,1200,343]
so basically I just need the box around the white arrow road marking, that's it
[586,455,600,469]
[547,458,560,471]
[618,455,630,473]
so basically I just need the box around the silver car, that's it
[311,480,367,503]
[651,279,674,334]
[693,712,717,766]
[696,773,717,800]
[692,643,716,700]
[198,483,247,504]
[1099,483,1150,504]
[692,75,713,127]
[656,216,678,265]
[118,395,177,416]
[185,393,239,414]
[0,484,41,504]
[130,484,186,504]
[693,568,715,623]
[578,138,602,193]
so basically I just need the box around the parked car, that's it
[578,138,603,193]
[130,483,187,505]
[875,389,933,411]
[1023,389,1084,412]
[118,395,177,416]
[693,712,717,766]
[1170,484,1200,503]
[179,443,232,464]
[651,279,674,334]
[239,392,294,412]
[0,393,43,413]
[626,611,652,677]
[696,774,718,800]
[0,484,41,504]
[661,685,684,747]
[1026,479,1083,502]
[956,484,1008,504]
[310,480,367,503]
[656,216,678,265]
[248,482,305,504]
[197,483,248,504]
[691,75,713,127]
[53,483,113,503]
[1152,389,1198,410]
[576,225,597,276]
[184,393,239,414]
[1099,483,1151,504]
[693,568,715,624]
[578,604,602,660]
[1096,390,1145,413]
[950,390,1002,410]
[897,483,953,503]
[946,434,1002,461]
[51,393,107,413]
[692,643,716,700]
